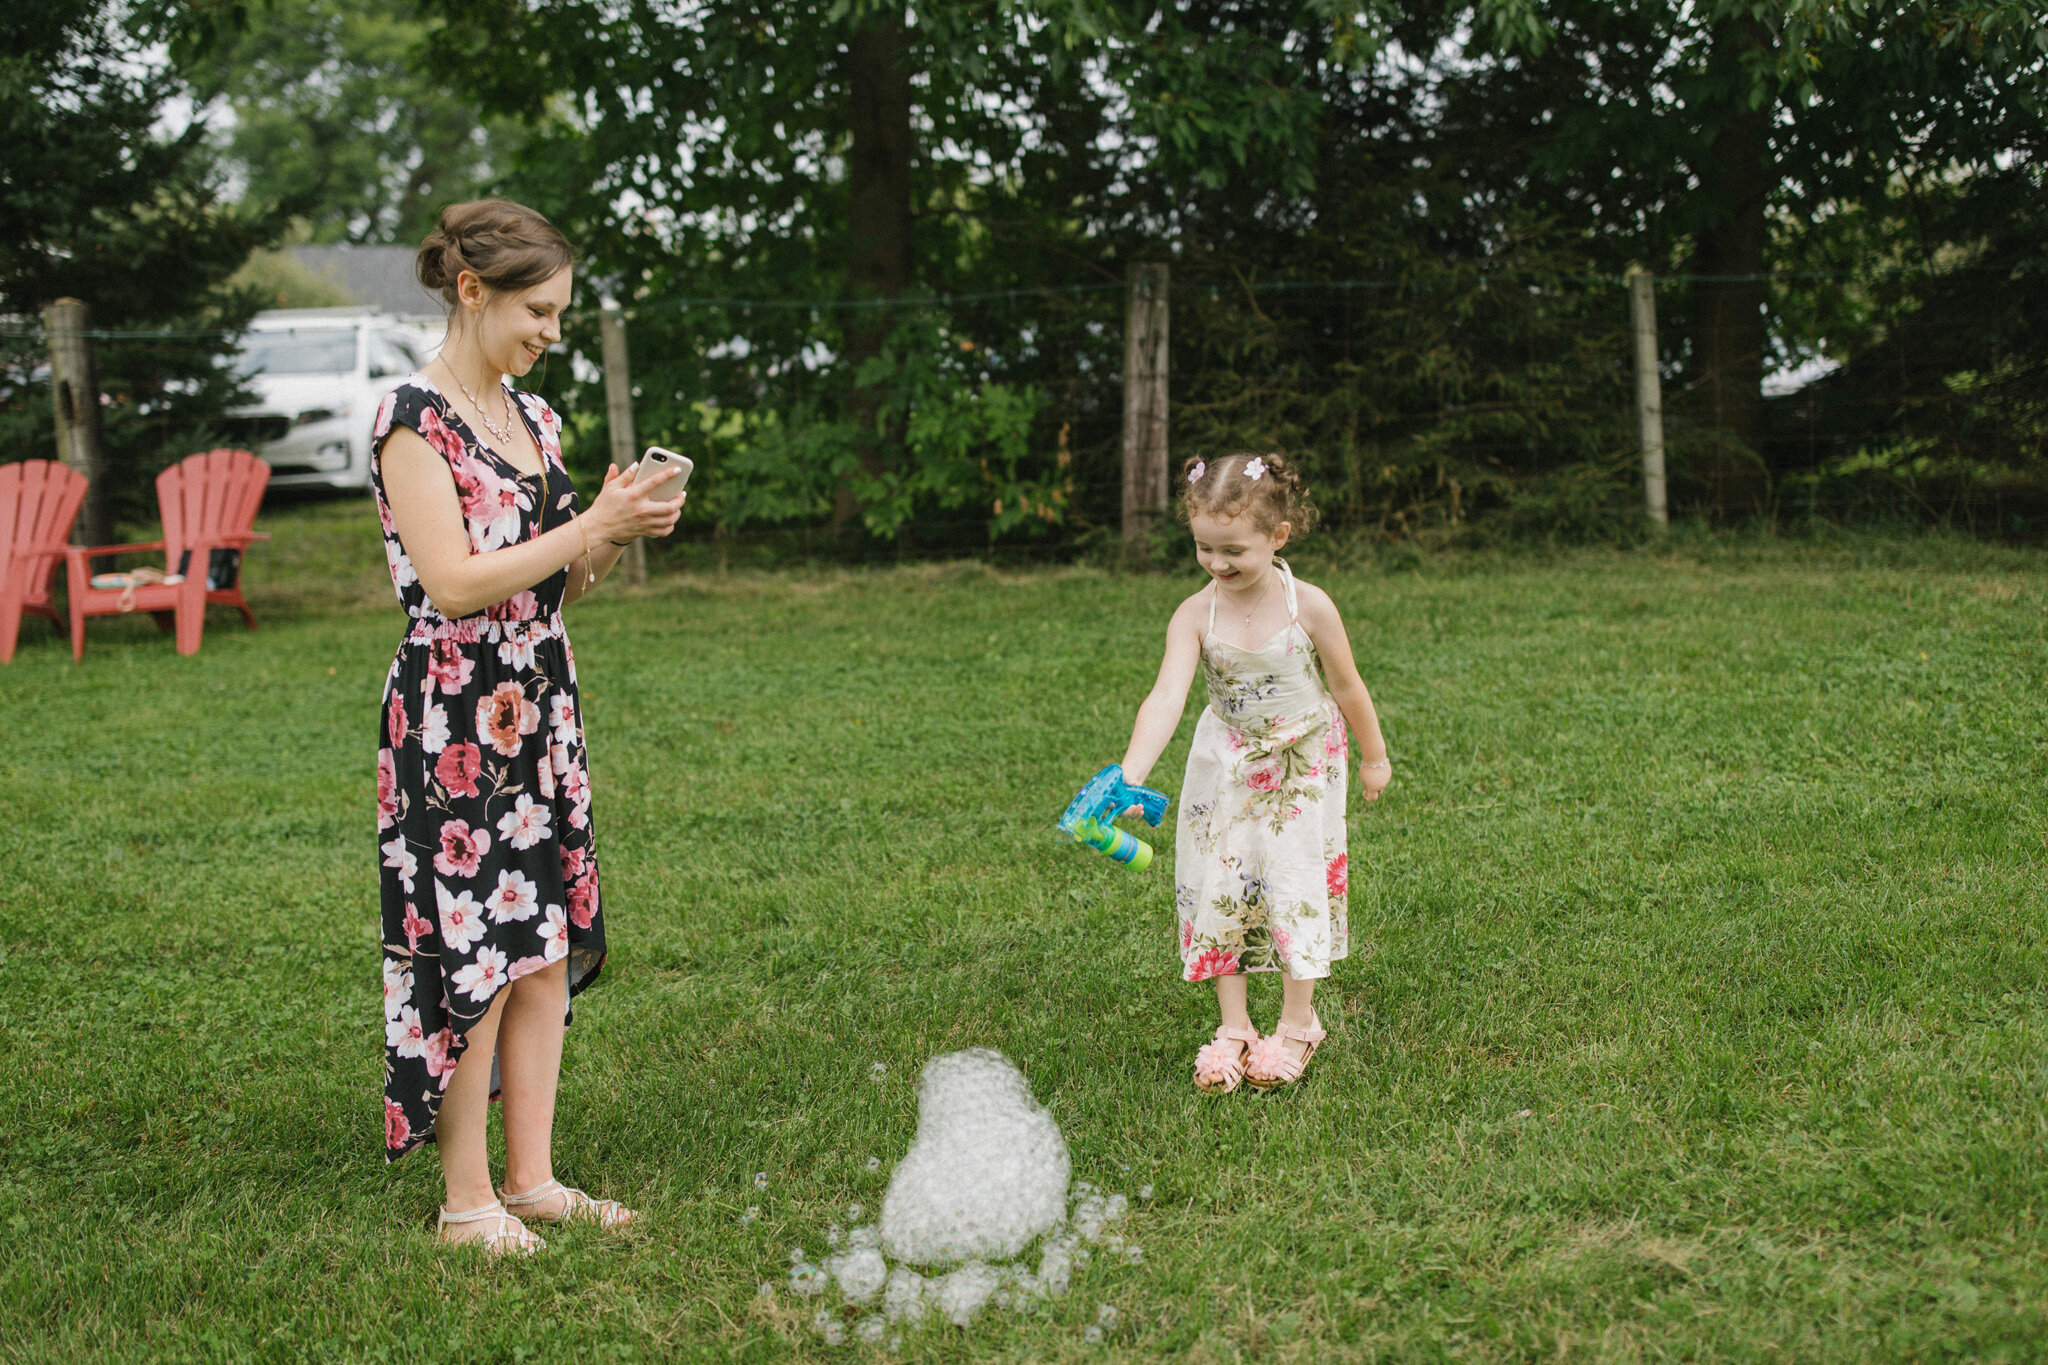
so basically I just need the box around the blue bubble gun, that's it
[1058,764,1170,871]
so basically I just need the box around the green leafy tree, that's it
[187,0,524,245]
[1439,0,2048,508]
[1,1,274,528]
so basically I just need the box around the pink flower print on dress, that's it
[424,639,474,696]
[1180,919,1195,951]
[566,871,598,929]
[485,868,540,923]
[452,946,509,1002]
[423,1027,458,1089]
[1324,715,1348,755]
[564,759,592,830]
[382,958,412,1020]
[548,693,578,750]
[386,1005,428,1058]
[384,1097,410,1150]
[496,793,552,851]
[1272,925,1294,965]
[497,634,538,671]
[559,844,586,884]
[436,882,488,953]
[433,818,490,878]
[414,404,466,463]
[1186,947,1241,983]
[434,741,482,799]
[537,904,569,962]
[1326,852,1348,899]
[478,681,540,757]
[1245,765,1280,792]
[418,702,450,754]
[401,900,432,951]
[506,953,552,983]
[486,590,539,624]
[387,695,408,751]
[383,837,418,894]
[377,749,399,829]
[373,391,397,443]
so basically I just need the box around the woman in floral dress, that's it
[375,200,682,1253]
[1113,453,1392,1093]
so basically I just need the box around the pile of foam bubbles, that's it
[760,1049,1147,1348]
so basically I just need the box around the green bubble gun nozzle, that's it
[1058,763,1170,871]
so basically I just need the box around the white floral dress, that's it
[1175,561,1349,982]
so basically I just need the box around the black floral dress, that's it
[371,377,605,1161]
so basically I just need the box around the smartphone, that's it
[631,446,693,502]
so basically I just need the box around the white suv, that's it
[230,310,439,491]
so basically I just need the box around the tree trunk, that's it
[835,11,915,531]
[1688,22,1774,515]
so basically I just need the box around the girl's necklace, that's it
[444,362,520,450]
[1232,572,1277,630]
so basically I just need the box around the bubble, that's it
[870,1061,888,1080]
[1124,1244,1143,1265]
[848,1203,864,1220]
[856,1317,887,1343]
[888,1334,903,1352]
[1097,1304,1119,1329]
[740,1206,760,1225]
[826,1245,889,1305]
[754,1172,769,1190]
[1138,1184,1154,1200]
[790,1245,807,1264]
[934,1261,1002,1326]
[882,1265,931,1324]
[1084,1324,1104,1345]
[879,1049,1070,1267]
[757,1281,774,1298]
[848,1225,880,1250]
[826,1224,842,1248]
[866,1157,883,1174]
[790,1263,828,1296]
[812,1308,845,1345]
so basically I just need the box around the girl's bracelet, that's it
[1360,757,1391,770]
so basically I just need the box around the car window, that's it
[369,332,417,379]
[238,329,358,375]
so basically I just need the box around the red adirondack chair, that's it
[1,460,90,664]
[65,449,271,661]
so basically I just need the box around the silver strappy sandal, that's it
[500,1178,637,1230]
[436,1200,545,1255]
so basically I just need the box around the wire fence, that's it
[4,263,2041,558]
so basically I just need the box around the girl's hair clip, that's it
[1187,461,1206,484]
[1243,457,1268,482]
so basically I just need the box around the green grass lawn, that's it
[4,499,2047,1362]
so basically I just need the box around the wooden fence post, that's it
[598,302,648,587]
[1627,265,1669,527]
[1121,262,1170,553]
[43,297,112,546]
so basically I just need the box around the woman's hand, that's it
[583,463,686,544]
[1358,759,1392,802]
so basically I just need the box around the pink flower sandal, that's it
[1194,1023,1261,1095]
[1246,1015,1325,1090]
[500,1178,638,1230]
[436,1200,545,1255]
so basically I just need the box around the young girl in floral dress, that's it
[1116,454,1392,1092]
[375,200,683,1252]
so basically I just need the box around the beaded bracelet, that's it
[1360,757,1391,770]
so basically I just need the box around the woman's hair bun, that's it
[413,200,576,308]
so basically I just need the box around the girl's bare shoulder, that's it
[1291,577,1350,629]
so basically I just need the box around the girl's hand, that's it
[584,462,685,544]
[1359,760,1391,802]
